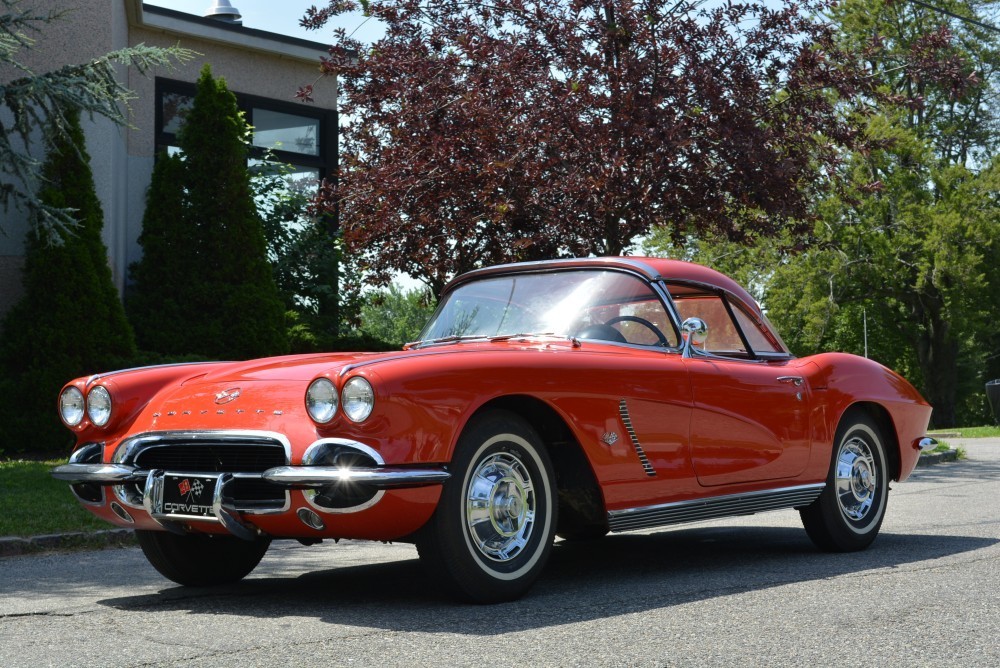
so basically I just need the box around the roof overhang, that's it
[127,1,333,64]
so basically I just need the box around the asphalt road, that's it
[3,438,999,668]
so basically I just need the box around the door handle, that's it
[777,376,803,387]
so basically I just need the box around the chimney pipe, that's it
[203,0,242,24]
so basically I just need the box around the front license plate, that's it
[161,473,217,518]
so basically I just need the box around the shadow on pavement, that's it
[96,524,997,635]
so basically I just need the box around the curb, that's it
[916,449,959,467]
[0,451,961,558]
[0,528,136,558]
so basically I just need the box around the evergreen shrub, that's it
[0,111,137,454]
[129,64,287,360]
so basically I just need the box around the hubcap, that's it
[835,436,878,522]
[465,452,535,562]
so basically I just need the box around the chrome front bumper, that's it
[51,462,451,489]
[52,460,450,541]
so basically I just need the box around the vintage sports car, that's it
[53,257,935,602]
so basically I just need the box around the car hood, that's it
[182,351,412,385]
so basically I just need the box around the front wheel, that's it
[136,530,271,586]
[800,411,889,552]
[416,410,557,603]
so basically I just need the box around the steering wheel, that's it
[603,315,670,346]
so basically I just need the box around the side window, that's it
[672,294,746,353]
[732,307,783,354]
[585,297,679,347]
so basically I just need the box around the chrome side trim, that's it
[262,466,451,488]
[916,437,939,452]
[619,399,656,477]
[607,483,825,532]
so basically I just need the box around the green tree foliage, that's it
[0,0,191,235]
[252,161,340,347]
[0,111,137,453]
[129,65,288,359]
[359,285,437,347]
[649,0,1000,427]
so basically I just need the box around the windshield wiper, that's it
[405,332,562,349]
[404,335,488,350]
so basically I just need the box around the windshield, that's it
[419,270,680,347]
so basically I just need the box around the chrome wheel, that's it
[800,412,889,552]
[416,410,556,602]
[465,452,536,562]
[835,437,878,522]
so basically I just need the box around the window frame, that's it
[154,77,337,181]
[662,281,793,361]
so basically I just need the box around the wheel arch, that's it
[840,402,901,482]
[469,395,609,535]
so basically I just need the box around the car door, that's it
[686,357,811,486]
[671,290,811,487]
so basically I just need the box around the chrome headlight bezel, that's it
[87,385,113,427]
[306,377,339,424]
[59,386,85,427]
[341,377,375,423]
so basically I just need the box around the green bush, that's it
[0,111,137,455]
[360,285,437,346]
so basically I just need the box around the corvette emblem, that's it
[214,387,241,404]
[178,478,204,501]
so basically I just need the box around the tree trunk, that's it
[914,303,959,428]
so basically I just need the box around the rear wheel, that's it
[136,530,271,586]
[417,410,557,603]
[800,411,889,552]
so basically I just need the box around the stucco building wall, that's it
[0,0,336,319]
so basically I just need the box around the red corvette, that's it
[53,257,935,602]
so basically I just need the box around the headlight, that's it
[87,386,113,427]
[59,386,85,427]
[306,378,338,423]
[342,377,374,422]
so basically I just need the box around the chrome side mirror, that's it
[681,317,708,358]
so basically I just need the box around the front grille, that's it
[125,436,288,511]
[134,442,286,473]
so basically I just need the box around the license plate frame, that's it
[158,473,218,520]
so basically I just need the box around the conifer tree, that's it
[129,65,287,359]
[0,110,136,452]
[126,152,189,353]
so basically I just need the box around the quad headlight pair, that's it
[306,377,374,424]
[59,385,112,428]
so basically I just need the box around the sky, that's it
[144,0,385,44]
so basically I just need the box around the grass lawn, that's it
[931,425,1000,438]
[0,460,112,537]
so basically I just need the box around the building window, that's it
[155,77,336,191]
[252,108,320,156]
